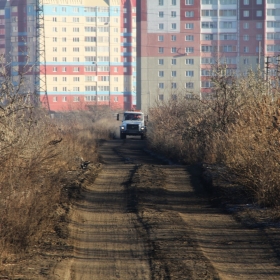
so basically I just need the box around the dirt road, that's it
[53,138,280,280]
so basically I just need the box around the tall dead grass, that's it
[148,66,280,207]
[0,80,116,272]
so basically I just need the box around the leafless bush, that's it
[0,87,116,275]
[149,65,280,207]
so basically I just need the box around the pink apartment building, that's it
[137,0,278,114]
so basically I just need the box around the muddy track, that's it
[53,139,280,280]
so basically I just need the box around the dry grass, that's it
[148,66,280,208]
[0,86,116,275]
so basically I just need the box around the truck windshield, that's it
[124,113,143,121]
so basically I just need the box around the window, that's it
[243,11,249,17]
[53,87,57,91]
[221,45,237,52]
[186,70,194,76]
[85,86,96,92]
[158,35,164,41]
[256,34,262,40]
[53,77,57,82]
[158,94,164,101]
[244,0,249,4]
[244,46,249,53]
[185,0,194,4]
[171,0,177,5]
[219,33,236,40]
[84,66,95,72]
[85,56,96,62]
[256,10,262,17]
[73,37,80,42]
[220,21,236,29]
[201,81,212,88]
[62,87,67,91]
[219,9,237,16]
[159,11,164,17]
[73,27,79,32]
[53,37,57,42]
[73,96,80,102]
[158,83,164,89]
[186,82,194,88]
[243,22,249,29]
[62,37,67,42]
[159,71,164,77]
[159,0,164,5]
[171,47,177,53]
[73,67,79,72]
[201,69,211,76]
[201,10,217,16]
[243,35,249,41]
[186,58,194,64]
[243,58,249,64]
[185,47,194,53]
[53,67,57,72]
[186,35,194,41]
[62,77,67,81]
[257,0,262,4]
[171,71,177,77]
[171,11,176,17]
[62,47,67,52]
[202,22,218,28]
[171,58,176,65]
[159,47,164,53]
[171,23,177,29]
[171,83,177,89]
[159,23,164,29]
[186,11,194,18]
[62,97,67,102]
[158,59,164,65]
[185,23,194,29]
[171,35,176,41]
[62,67,67,72]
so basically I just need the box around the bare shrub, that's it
[0,86,116,275]
[148,65,280,207]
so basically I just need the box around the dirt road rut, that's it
[53,139,280,280]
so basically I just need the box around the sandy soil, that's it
[51,138,280,280]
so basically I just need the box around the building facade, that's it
[137,0,279,114]
[0,0,137,111]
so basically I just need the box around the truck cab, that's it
[117,111,147,140]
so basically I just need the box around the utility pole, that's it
[277,55,280,77]
[35,0,49,111]
[265,56,270,82]
[258,41,261,70]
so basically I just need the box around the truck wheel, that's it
[121,133,126,139]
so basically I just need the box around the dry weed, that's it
[148,66,280,207]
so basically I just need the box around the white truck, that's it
[117,111,147,140]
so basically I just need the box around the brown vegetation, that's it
[0,75,116,277]
[148,66,280,208]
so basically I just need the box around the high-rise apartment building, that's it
[0,0,137,111]
[137,0,279,114]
